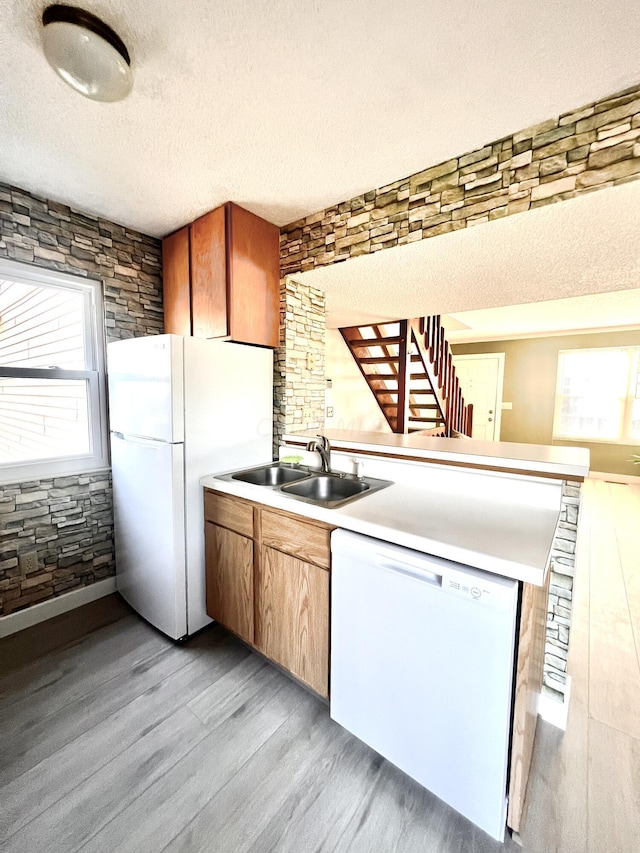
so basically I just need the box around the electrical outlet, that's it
[19,551,38,576]
[326,406,334,418]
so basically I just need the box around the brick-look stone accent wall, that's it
[543,481,581,701]
[0,183,163,338]
[0,183,163,616]
[0,474,113,615]
[274,280,326,448]
[279,84,640,275]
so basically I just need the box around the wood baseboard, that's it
[0,577,117,638]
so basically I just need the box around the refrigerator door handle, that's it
[111,432,177,448]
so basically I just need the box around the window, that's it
[553,347,640,444]
[0,259,108,483]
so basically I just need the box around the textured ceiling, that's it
[1,1,640,237]
[298,181,640,330]
[443,289,640,344]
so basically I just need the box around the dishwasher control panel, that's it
[443,565,518,610]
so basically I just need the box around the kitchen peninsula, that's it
[282,428,590,480]
[200,431,589,839]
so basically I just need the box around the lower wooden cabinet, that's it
[204,488,333,698]
[204,521,254,645]
[255,546,329,697]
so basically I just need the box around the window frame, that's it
[0,258,109,484]
[552,345,640,445]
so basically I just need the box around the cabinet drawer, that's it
[259,508,332,569]
[204,490,253,538]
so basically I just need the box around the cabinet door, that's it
[256,546,329,698]
[205,521,254,644]
[227,202,280,348]
[162,226,191,335]
[190,206,228,339]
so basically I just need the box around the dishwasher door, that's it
[330,529,519,842]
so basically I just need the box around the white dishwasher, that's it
[330,529,519,842]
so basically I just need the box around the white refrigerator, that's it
[107,334,273,640]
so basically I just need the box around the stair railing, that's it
[340,315,474,438]
[411,316,473,438]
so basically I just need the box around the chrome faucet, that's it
[307,434,331,473]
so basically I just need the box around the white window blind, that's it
[0,259,108,482]
[553,346,640,444]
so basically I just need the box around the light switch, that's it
[501,402,513,410]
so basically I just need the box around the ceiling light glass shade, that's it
[42,6,132,102]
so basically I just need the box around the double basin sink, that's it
[220,463,392,509]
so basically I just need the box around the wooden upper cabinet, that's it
[190,206,228,339]
[227,202,280,348]
[162,226,191,336]
[162,202,280,348]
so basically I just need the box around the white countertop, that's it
[200,465,562,586]
[283,429,590,480]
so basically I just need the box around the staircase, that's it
[339,316,473,437]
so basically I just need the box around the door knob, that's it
[488,409,494,414]
[488,417,493,422]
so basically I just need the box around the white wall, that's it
[325,329,391,433]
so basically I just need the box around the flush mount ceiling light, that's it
[42,4,132,102]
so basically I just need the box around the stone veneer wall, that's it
[0,183,163,616]
[280,84,640,274]
[544,481,581,701]
[274,279,326,448]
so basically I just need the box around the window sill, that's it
[0,460,111,488]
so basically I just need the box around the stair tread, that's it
[358,356,398,365]
[349,336,402,348]
[382,406,437,413]
[340,316,472,438]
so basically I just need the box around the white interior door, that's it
[453,353,505,440]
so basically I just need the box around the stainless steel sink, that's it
[231,463,309,486]
[281,474,370,502]
[221,463,392,509]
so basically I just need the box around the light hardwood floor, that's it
[1,478,638,852]
[520,478,640,853]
